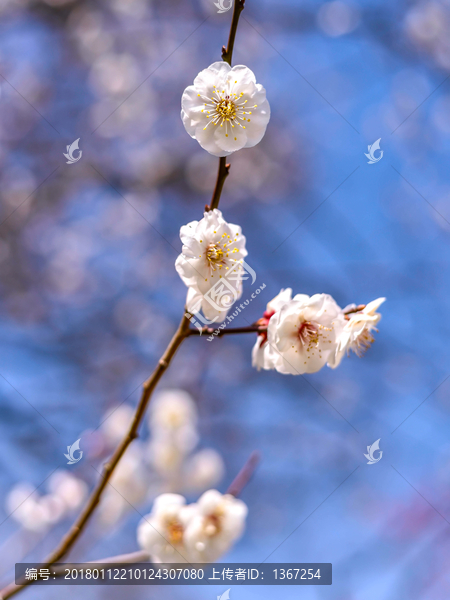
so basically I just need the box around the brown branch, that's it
[188,324,265,337]
[226,451,260,497]
[206,0,245,213]
[0,5,249,599]
[222,0,246,65]
[208,157,230,211]
[343,304,366,316]
[0,313,191,600]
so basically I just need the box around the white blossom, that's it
[101,404,134,447]
[48,471,88,513]
[181,61,270,157]
[150,389,197,433]
[137,493,194,563]
[6,484,52,532]
[328,298,385,368]
[175,209,247,322]
[264,293,346,375]
[252,288,293,370]
[184,490,247,562]
[99,445,148,526]
[183,449,225,493]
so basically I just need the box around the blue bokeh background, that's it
[0,0,450,598]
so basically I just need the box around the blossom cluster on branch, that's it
[0,6,388,598]
[137,490,247,563]
[252,291,385,374]
[98,390,225,525]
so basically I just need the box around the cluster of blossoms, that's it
[98,390,225,525]
[137,490,247,563]
[5,471,88,533]
[253,291,385,375]
[175,211,385,373]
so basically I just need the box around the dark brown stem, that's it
[0,313,191,599]
[207,0,245,213]
[222,0,246,65]
[188,324,265,337]
[0,3,249,598]
[343,304,366,315]
[209,157,230,211]
[226,451,260,497]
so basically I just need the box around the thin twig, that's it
[207,0,245,212]
[227,451,260,497]
[0,314,191,599]
[222,0,246,65]
[0,5,247,598]
[343,304,365,315]
[17,452,260,584]
[208,157,230,211]
[188,324,264,337]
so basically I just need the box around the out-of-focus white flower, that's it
[329,298,385,368]
[183,449,225,493]
[99,445,148,526]
[6,474,89,532]
[110,445,147,504]
[6,484,49,533]
[184,490,247,562]
[175,209,247,322]
[181,62,270,157]
[148,435,189,477]
[48,471,89,513]
[265,293,345,375]
[150,390,197,432]
[137,494,193,563]
[101,404,134,447]
[38,495,66,525]
[252,288,293,370]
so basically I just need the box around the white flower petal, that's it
[181,62,270,156]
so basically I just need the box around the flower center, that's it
[167,520,183,544]
[216,97,237,120]
[206,243,224,264]
[298,322,320,348]
[198,84,258,138]
[203,514,221,537]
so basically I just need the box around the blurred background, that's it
[0,0,450,598]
